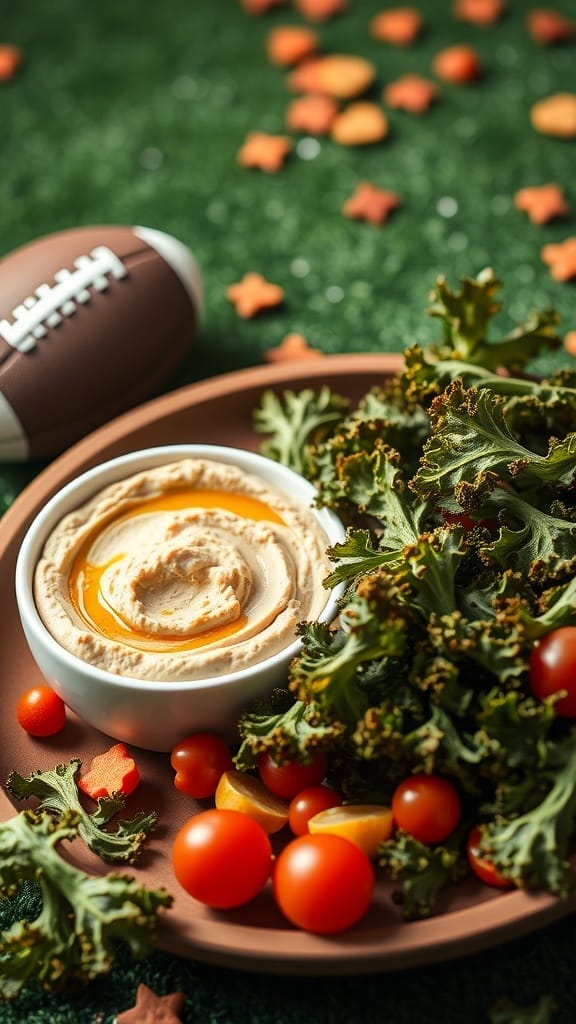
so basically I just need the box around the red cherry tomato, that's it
[466,826,514,890]
[273,833,374,934]
[257,751,328,800]
[170,733,234,799]
[529,627,576,717]
[16,685,66,737]
[392,773,461,844]
[288,785,343,836]
[172,808,272,908]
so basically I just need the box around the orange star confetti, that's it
[116,984,184,1024]
[266,25,319,66]
[432,44,483,83]
[237,131,292,172]
[384,73,439,114]
[331,103,389,146]
[564,330,576,356]
[526,9,576,45]
[0,44,23,82]
[530,93,576,138]
[453,0,505,27]
[287,54,376,99]
[286,93,340,134]
[514,183,570,225]
[265,333,324,362]
[240,0,288,14]
[541,238,576,281]
[227,273,285,318]
[293,0,347,21]
[342,182,402,225]
[370,7,423,46]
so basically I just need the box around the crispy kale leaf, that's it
[0,809,171,1000]
[247,269,576,917]
[7,759,157,864]
[427,268,562,373]
[254,387,349,476]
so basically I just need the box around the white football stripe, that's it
[0,246,127,353]
[134,226,203,318]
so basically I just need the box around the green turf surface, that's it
[1,1,576,1020]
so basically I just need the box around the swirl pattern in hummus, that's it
[33,458,333,680]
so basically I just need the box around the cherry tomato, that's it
[392,773,461,844]
[172,808,272,908]
[530,627,576,717]
[466,826,513,890]
[273,833,374,934]
[16,685,66,737]
[288,785,343,836]
[170,733,234,799]
[257,751,328,800]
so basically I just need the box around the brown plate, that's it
[1,354,573,975]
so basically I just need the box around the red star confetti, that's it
[0,44,23,82]
[342,182,402,225]
[115,984,184,1024]
[293,0,347,21]
[432,44,483,83]
[227,272,285,318]
[286,93,340,134]
[265,333,324,361]
[541,238,576,281]
[453,0,505,27]
[237,131,292,172]
[266,25,319,66]
[370,7,423,46]
[514,183,570,225]
[384,73,439,114]
[526,9,576,45]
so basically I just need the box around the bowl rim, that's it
[15,443,345,694]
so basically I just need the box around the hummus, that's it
[33,457,333,680]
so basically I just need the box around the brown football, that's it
[0,224,202,460]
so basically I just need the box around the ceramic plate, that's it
[1,354,572,975]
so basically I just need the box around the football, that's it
[0,224,203,461]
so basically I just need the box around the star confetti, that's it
[432,44,483,83]
[541,238,576,281]
[526,9,576,45]
[265,333,324,361]
[285,93,340,134]
[227,272,285,318]
[564,330,576,357]
[293,0,347,22]
[452,0,505,27]
[237,131,292,172]
[287,54,376,99]
[383,73,439,114]
[331,102,389,146]
[115,984,184,1024]
[240,0,288,14]
[514,183,570,225]
[370,7,424,46]
[0,44,23,82]
[342,182,402,225]
[266,25,319,67]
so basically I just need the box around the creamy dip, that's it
[33,458,333,680]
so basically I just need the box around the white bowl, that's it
[15,444,345,752]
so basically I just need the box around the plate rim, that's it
[1,351,573,975]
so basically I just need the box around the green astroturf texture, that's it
[1,1,576,1021]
